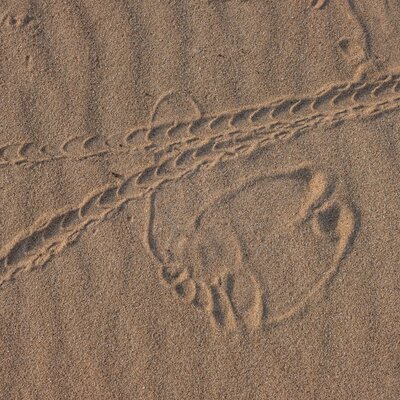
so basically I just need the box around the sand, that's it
[0,0,399,398]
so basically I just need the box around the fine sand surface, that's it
[0,1,400,399]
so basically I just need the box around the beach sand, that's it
[0,1,399,398]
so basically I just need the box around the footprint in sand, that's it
[146,163,358,332]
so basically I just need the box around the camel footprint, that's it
[147,163,358,332]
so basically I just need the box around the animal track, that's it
[310,0,329,10]
[146,164,358,332]
[1,11,34,29]
[3,66,394,333]
[0,96,349,292]
[0,130,256,288]
[1,70,400,167]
